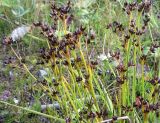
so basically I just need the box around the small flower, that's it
[98,53,111,61]
[13,97,19,104]
[37,69,48,78]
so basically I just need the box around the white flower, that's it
[13,98,19,104]
[11,25,31,42]
[98,53,111,61]
[39,70,48,77]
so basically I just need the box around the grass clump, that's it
[0,0,159,123]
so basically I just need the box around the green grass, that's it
[0,0,160,123]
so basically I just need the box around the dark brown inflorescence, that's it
[105,0,160,121]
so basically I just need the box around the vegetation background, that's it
[0,0,160,123]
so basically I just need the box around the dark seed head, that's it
[112,116,118,120]
[76,76,83,82]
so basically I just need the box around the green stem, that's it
[0,101,65,122]
[93,75,113,112]
[141,60,145,98]
[61,77,79,117]
[132,45,137,103]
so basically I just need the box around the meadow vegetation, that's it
[0,0,160,122]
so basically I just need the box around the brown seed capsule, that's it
[36,60,45,65]
[130,19,136,27]
[53,82,59,86]
[87,112,96,119]
[136,30,143,36]
[124,2,128,8]
[41,80,48,86]
[112,116,118,121]
[52,91,59,96]
[124,34,130,39]
[21,58,25,63]
[135,97,142,108]
[75,56,82,62]
[33,21,42,26]
[116,64,127,72]
[56,60,60,64]
[156,111,159,117]
[41,24,49,32]
[65,117,71,123]
[149,79,156,85]
[76,76,82,82]
[138,2,145,12]
[144,1,151,13]
[52,63,55,68]
[144,108,150,113]
[126,9,131,15]
[65,33,72,39]
[96,111,102,118]
[140,55,147,61]
[84,74,90,80]
[66,14,73,26]
[90,60,98,66]
[63,60,69,66]
[116,77,124,84]
[106,23,112,29]
[2,37,13,45]
[128,61,135,67]
[80,25,86,32]
[129,28,135,34]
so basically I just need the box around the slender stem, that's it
[27,34,50,49]
[61,76,79,117]
[88,66,100,112]
[0,101,65,122]
[93,75,113,112]
[141,60,145,98]
[10,46,37,81]
[132,45,137,103]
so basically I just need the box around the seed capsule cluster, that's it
[106,0,160,120]
[2,36,13,45]
[133,94,160,114]
[33,1,104,121]
[123,1,151,15]
[149,43,160,53]
[2,0,159,122]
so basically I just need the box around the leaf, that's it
[75,0,96,8]
[149,13,159,28]
[154,48,160,58]
[32,100,41,112]
[11,6,30,17]
[0,110,9,115]
[143,47,150,55]
[1,0,12,7]
[1,0,18,8]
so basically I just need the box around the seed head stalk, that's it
[88,66,100,112]
[79,42,100,111]
[61,76,79,118]
[141,59,145,97]
[132,45,137,103]
[10,46,37,81]
[122,13,133,108]
[0,100,65,122]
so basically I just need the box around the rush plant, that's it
[0,0,159,123]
